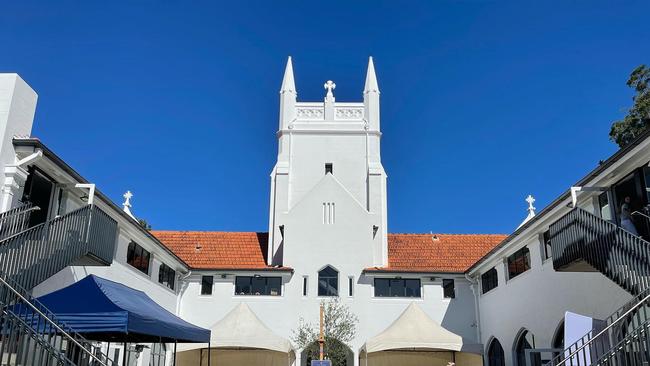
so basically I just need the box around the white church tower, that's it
[267,57,388,269]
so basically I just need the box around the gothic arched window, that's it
[318,266,338,297]
[487,338,505,366]
[515,329,538,366]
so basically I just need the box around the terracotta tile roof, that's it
[365,233,507,273]
[152,231,505,273]
[150,231,291,271]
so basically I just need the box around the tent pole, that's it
[106,341,110,364]
[208,341,211,366]
[173,340,177,366]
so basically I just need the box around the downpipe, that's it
[465,273,482,347]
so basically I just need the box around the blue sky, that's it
[2,1,649,234]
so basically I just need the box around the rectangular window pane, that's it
[404,279,421,297]
[348,276,354,297]
[268,277,282,296]
[201,276,213,295]
[481,268,498,294]
[235,276,251,295]
[126,242,150,275]
[508,247,531,280]
[599,191,613,222]
[302,276,308,296]
[319,278,337,296]
[251,277,266,295]
[542,230,552,260]
[389,279,405,297]
[374,278,390,297]
[443,279,455,298]
[235,276,281,296]
[158,263,175,290]
[374,278,421,298]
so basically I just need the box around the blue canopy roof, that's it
[32,275,210,343]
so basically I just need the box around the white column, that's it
[0,166,28,212]
[353,350,360,366]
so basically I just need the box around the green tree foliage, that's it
[292,299,358,366]
[610,65,650,147]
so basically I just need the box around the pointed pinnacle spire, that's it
[364,56,380,94]
[280,56,296,94]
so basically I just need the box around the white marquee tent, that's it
[176,303,295,366]
[359,303,483,366]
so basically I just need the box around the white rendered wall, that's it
[0,74,37,211]
[178,271,478,366]
[475,235,631,366]
[472,139,650,366]
[269,60,388,268]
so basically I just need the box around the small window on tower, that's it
[325,163,333,175]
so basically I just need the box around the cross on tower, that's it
[123,190,133,208]
[324,80,336,98]
[526,194,536,213]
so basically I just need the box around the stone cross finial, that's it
[123,190,133,209]
[324,80,336,99]
[122,190,136,220]
[526,194,536,213]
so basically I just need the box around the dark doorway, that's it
[22,167,54,226]
[612,170,649,238]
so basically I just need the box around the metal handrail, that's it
[0,204,117,290]
[0,202,39,219]
[631,210,650,221]
[0,202,40,240]
[594,318,650,364]
[0,274,109,366]
[548,207,650,365]
[0,203,118,365]
[0,215,49,244]
[554,291,650,365]
[551,207,650,294]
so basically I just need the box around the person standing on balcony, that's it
[620,196,639,235]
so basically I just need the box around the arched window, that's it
[515,330,536,366]
[318,266,338,296]
[487,338,505,366]
[553,320,564,352]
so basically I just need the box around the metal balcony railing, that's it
[546,287,650,365]
[545,207,650,365]
[549,207,650,296]
[0,203,39,241]
[0,204,118,291]
[0,271,117,366]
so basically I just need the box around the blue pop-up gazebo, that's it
[32,274,210,344]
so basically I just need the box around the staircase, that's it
[546,207,650,365]
[0,204,118,291]
[546,287,650,365]
[0,204,119,365]
[549,207,650,295]
[0,271,117,365]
